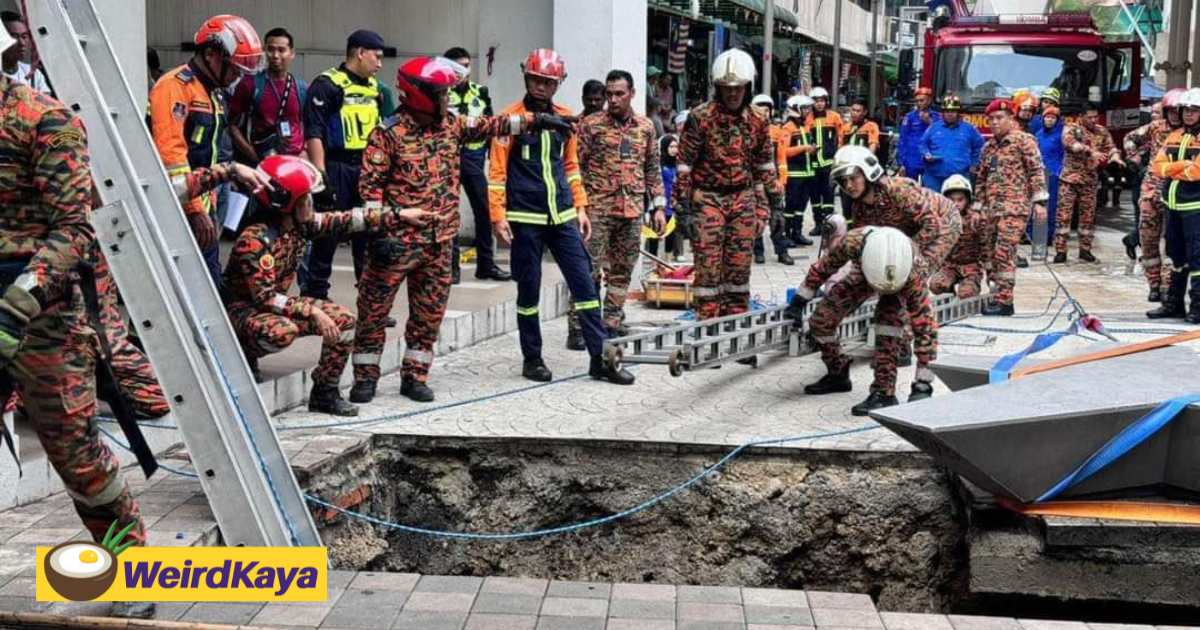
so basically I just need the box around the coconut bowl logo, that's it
[43,520,136,601]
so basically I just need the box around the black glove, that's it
[784,293,810,322]
[675,200,700,242]
[530,113,577,135]
[0,285,39,369]
[312,171,337,211]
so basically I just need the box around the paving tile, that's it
[321,604,402,629]
[741,588,808,608]
[482,577,549,596]
[611,582,677,601]
[546,581,613,600]
[0,577,35,597]
[180,602,265,625]
[328,570,357,590]
[535,617,607,630]
[948,616,1023,630]
[677,602,745,623]
[473,593,544,615]
[418,575,485,594]
[1018,621,1090,630]
[881,612,954,630]
[252,603,333,628]
[148,601,196,621]
[0,596,50,613]
[540,596,610,618]
[464,613,538,630]
[810,608,883,629]
[391,610,469,630]
[338,587,410,608]
[804,591,875,611]
[678,585,742,605]
[607,597,676,620]
[743,605,814,626]
[746,625,813,630]
[348,571,420,592]
[46,600,113,616]
[6,528,83,545]
[676,621,747,630]
[404,591,477,612]
[608,620,676,630]
[1086,625,1156,630]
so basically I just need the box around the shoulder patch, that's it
[366,145,388,165]
[45,127,85,149]
[172,102,187,120]
[260,253,275,271]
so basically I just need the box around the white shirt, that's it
[4,61,50,94]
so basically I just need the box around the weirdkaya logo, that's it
[37,522,327,602]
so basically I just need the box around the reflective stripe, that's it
[352,353,381,366]
[574,300,600,310]
[507,208,578,225]
[67,474,128,508]
[875,324,904,338]
[756,162,775,171]
[916,367,935,383]
[1192,271,1200,278]
[364,200,383,208]
[541,130,562,224]
[994,272,1016,280]
[509,114,523,136]
[271,294,290,313]
[1144,257,1161,266]
[517,305,539,316]
[404,348,435,364]
[813,334,838,344]
[692,286,722,297]
[351,208,366,233]
[488,184,506,190]
[723,283,751,293]
[13,272,36,293]
[607,286,628,297]
[339,328,356,343]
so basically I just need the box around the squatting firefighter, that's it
[350,56,580,403]
[839,99,880,222]
[566,69,666,349]
[0,29,151,618]
[780,94,817,247]
[489,48,635,385]
[751,93,795,265]
[930,175,988,299]
[1055,103,1121,263]
[1126,88,1186,303]
[897,87,939,183]
[1148,87,1200,324]
[976,98,1049,316]
[149,14,264,286]
[224,156,417,415]
[787,226,938,415]
[805,86,844,233]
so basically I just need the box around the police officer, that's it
[489,49,634,385]
[897,87,938,183]
[301,30,385,300]
[445,46,511,283]
[780,95,817,247]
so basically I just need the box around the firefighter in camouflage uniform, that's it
[1125,88,1186,302]
[0,29,152,618]
[675,49,786,325]
[1055,103,1121,263]
[351,56,579,403]
[930,175,988,299]
[975,98,1049,316]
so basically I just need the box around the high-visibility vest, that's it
[320,68,380,152]
[1163,133,1200,212]
[448,82,489,150]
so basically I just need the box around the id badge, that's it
[620,138,632,158]
[279,121,292,137]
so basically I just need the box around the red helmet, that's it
[914,87,933,98]
[397,56,467,117]
[194,15,264,75]
[255,155,324,214]
[521,48,566,82]
[985,98,1015,117]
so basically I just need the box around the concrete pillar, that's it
[552,0,649,114]
[97,0,147,112]
[1162,0,1193,88]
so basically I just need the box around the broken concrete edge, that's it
[0,610,281,630]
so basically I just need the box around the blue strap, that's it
[988,330,1072,384]
[1036,393,1200,503]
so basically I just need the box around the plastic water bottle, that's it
[1030,204,1049,262]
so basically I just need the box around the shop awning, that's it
[649,0,799,32]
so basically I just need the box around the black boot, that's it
[851,391,900,416]
[523,357,553,382]
[309,385,358,417]
[386,316,398,328]
[476,263,513,281]
[590,355,635,385]
[982,302,1015,317]
[1016,256,1029,268]
[247,356,263,383]
[1187,310,1200,325]
[1053,252,1067,264]
[1079,250,1098,263]
[777,251,795,266]
[1123,232,1139,260]
[909,381,934,403]
[565,327,587,351]
[804,360,853,395]
[1148,288,1162,303]
[792,233,814,247]
[349,379,377,403]
[1148,271,1187,319]
[736,356,759,367]
[400,378,435,403]
[754,253,766,264]
[452,256,462,285]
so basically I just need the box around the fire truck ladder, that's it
[605,293,988,376]
[27,0,321,547]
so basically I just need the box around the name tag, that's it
[279,121,292,137]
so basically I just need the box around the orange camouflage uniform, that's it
[1056,122,1116,253]
[1125,118,1174,290]
[976,130,1047,306]
[930,205,988,299]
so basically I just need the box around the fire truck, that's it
[915,0,1142,139]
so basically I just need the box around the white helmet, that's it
[941,174,973,198]
[810,86,829,100]
[1181,88,1200,109]
[751,94,774,109]
[0,24,14,55]
[711,49,756,87]
[831,145,885,183]
[861,227,914,295]
[786,94,814,117]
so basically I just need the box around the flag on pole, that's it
[669,17,691,74]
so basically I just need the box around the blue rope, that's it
[97,426,199,478]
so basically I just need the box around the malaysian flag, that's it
[669,17,690,74]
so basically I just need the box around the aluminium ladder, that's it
[27,0,320,547]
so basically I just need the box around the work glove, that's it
[675,200,700,243]
[530,113,578,135]
[769,198,787,237]
[784,292,810,323]
[0,285,40,369]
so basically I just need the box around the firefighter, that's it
[1127,88,1186,302]
[976,98,1048,316]
[674,49,786,324]
[840,99,881,221]
[567,69,666,347]
[781,94,817,247]
[1148,87,1200,324]
[752,93,794,265]
[1013,90,1038,134]
[930,175,987,299]
[0,29,151,619]
[489,49,635,385]
[350,57,577,402]
[805,86,844,233]
[787,226,938,415]
[149,14,264,287]
[1055,103,1122,263]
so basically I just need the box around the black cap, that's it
[347,29,385,51]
